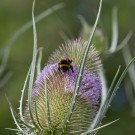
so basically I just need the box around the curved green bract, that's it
[62,0,103,133]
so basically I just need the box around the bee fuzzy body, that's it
[58,56,74,73]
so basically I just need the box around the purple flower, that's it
[24,39,102,134]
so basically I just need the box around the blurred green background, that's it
[0,0,135,135]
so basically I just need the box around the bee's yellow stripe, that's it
[60,64,70,68]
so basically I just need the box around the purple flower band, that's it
[34,63,101,106]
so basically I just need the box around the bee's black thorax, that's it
[58,59,73,73]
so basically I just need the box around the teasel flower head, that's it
[22,39,102,135]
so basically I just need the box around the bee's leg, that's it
[70,65,74,73]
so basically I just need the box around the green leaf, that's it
[28,0,39,130]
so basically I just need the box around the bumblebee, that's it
[58,53,74,73]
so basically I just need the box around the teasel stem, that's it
[62,0,103,133]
